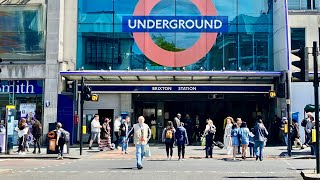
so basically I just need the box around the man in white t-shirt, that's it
[89,114,102,150]
[114,116,121,149]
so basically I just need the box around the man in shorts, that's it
[89,114,102,150]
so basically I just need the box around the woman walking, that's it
[55,123,65,160]
[239,122,250,159]
[119,119,128,154]
[32,120,42,154]
[162,121,175,160]
[203,119,216,158]
[175,122,188,160]
[102,118,114,150]
[17,118,29,155]
[231,124,240,160]
[224,117,234,155]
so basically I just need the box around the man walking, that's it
[114,116,121,149]
[305,113,314,146]
[173,113,181,129]
[126,116,151,170]
[89,114,102,150]
[253,119,268,161]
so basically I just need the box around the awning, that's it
[60,70,282,82]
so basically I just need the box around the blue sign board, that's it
[79,85,272,93]
[0,80,43,94]
[122,16,228,33]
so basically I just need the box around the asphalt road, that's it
[1,156,312,180]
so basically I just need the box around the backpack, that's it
[301,119,307,127]
[165,129,173,139]
[61,129,70,142]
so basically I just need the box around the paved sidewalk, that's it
[0,169,13,175]
[0,144,313,160]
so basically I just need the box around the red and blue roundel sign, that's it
[123,0,228,67]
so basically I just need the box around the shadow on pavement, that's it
[224,176,296,179]
[147,159,170,161]
[109,167,135,170]
[221,158,241,162]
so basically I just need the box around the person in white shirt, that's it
[126,116,151,170]
[89,114,102,150]
[114,116,121,149]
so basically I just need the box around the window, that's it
[85,37,120,66]
[291,28,305,50]
[288,0,318,10]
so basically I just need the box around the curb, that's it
[0,169,13,175]
[301,171,320,180]
[0,156,81,159]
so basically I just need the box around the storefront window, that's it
[77,0,273,71]
[291,28,305,50]
[0,5,45,62]
[0,80,44,122]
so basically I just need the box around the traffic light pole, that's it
[286,71,292,157]
[80,76,84,155]
[313,41,320,174]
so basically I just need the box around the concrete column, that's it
[43,0,62,134]
[120,94,132,113]
[157,102,164,142]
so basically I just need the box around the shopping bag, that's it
[63,144,68,154]
[201,137,206,146]
[144,144,151,157]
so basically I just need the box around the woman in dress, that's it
[231,124,240,160]
[239,122,250,160]
[102,118,114,150]
[224,117,234,155]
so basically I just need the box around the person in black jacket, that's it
[32,120,42,154]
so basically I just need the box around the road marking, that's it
[59,171,66,173]
[33,168,38,170]
[255,172,261,174]
[41,167,45,169]
[17,171,23,173]
[70,171,78,173]
[156,171,168,173]
[110,171,117,173]
[37,171,43,173]
[241,172,248,174]
[87,171,93,173]
[47,166,51,168]
[121,171,128,173]
[48,171,55,173]
[98,171,105,173]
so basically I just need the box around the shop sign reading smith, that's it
[0,80,42,94]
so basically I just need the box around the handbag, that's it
[144,144,151,157]
[201,137,206,146]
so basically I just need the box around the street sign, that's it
[91,94,99,101]
[269,91,276,98]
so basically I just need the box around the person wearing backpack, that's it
[162,121,175,160]
[56,122,69,160]
[231,124,240,160]
[203,119,216,158]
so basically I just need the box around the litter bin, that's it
[47,131,57,154]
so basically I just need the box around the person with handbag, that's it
[126,116,151,170]
[119,119,128,154]
[203,119,216,158]
[253,119,269,161]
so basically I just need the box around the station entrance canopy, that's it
[60,70,282,82]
